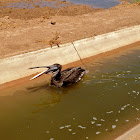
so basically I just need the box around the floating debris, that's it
[106,111,113,114]
[78,125,86,129]
[136,108,139,111]
[101,119,105,122]
[72,132,76,135]
[112,125,116,129]
[125,120,129,122]
[133,90,136,93]
[93,117,97,120]
[96,131,101,135]
[46,131,49,133]
[115,119,118,122]
[65,125,71,128]
[96,124,102,126]
[60,126,65,129]
[121,107,124,110]
[91,121,95,124]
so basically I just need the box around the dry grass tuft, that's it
[48,32,61,48]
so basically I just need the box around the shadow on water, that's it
[24,80,82,114]
[26,80,80,94]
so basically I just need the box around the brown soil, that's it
[0,2,140,59]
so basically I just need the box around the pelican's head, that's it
[29,63,62,80]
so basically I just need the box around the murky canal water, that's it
[0,45,140,140]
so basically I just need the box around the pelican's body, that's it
[30,64,87,87]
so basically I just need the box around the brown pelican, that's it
[29,63,87,87]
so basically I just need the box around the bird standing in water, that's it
[29,63,87,87]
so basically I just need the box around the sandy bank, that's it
[0,2,140,59]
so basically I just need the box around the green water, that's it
[0,46,140,140]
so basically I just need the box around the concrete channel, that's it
[0,25,140,85]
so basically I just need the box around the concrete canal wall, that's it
[115,124,140,140]
[0,25,140,85]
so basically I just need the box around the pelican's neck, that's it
[52,69,61,80]
[51,68,63,87]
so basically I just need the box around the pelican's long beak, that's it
[30,69,49,80]
[29,64,58,80]
[29,65,50,69]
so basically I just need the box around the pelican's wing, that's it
[61,67,75,79]
[30,69,48,80]
[61,67,85,82]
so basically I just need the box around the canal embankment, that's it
[116,124,140,140]
[0,25,140,85]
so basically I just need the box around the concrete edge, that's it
[0,25,140,84]
[115,124,140,140]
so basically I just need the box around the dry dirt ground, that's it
[0,2,140,59]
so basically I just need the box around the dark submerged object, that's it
[29,63,87,87]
